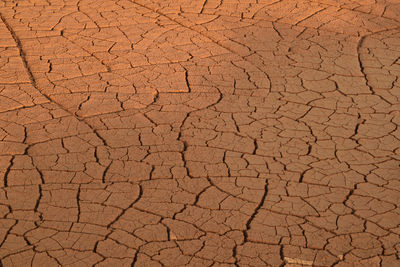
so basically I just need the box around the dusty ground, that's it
[0,0,399,266]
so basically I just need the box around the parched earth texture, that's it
[0,0,399,266]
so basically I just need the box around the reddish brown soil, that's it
[0,0,399,266]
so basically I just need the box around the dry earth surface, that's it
[0,0,400,266]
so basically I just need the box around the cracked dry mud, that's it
[0,0,399,266]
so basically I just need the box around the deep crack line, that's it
[233,177,269,265]
[2,155,14,188]
[243,178,269,241]
[356,28,400,106]
[357,35,374,95]
[0,12,108,148]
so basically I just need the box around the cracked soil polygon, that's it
[0,0,399,266]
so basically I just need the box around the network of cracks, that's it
[0,0,399,266]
